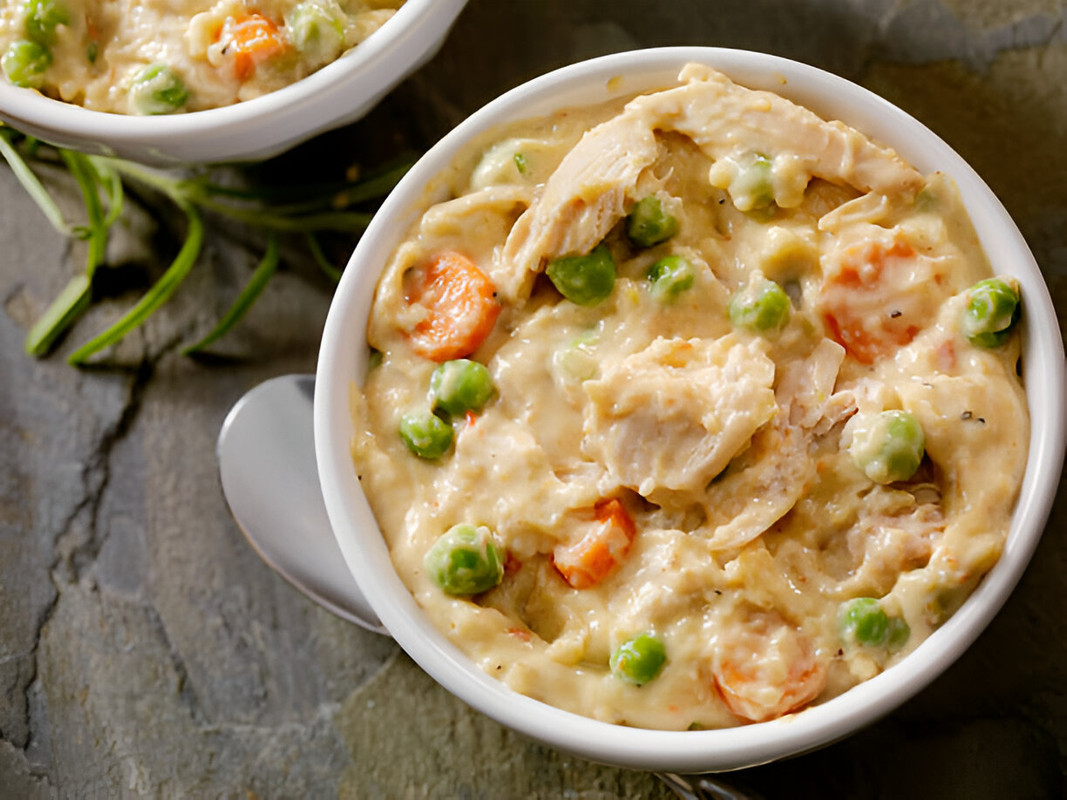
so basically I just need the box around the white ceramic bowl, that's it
[313,47,1066,773]
[0,0,468,166]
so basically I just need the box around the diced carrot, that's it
[552,499,636,590]
[220,13,288,81]
[504,551,522,577]
[711,611,827,722]
[404,251,501,362]
[819,239,925,364]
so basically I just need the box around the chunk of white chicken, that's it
[581,335,777,502]
[697,338,850,550]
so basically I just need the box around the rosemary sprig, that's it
[0,125,410,364]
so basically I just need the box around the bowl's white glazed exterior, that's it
[313,47,1065,773]
[0,0,468,165]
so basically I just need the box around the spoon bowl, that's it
[217,373,385,634]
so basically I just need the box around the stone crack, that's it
[9,359,156,760]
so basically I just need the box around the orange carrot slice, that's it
[552,499,636,590]
[405,251,501,362]
[222,14,288,81]
[819,240,925,364]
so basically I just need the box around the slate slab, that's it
[1,0,1064,797]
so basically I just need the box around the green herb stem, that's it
[90,157,125,227]
[305,232,344,283]
[0,129,72,236]
[5,132,403,364]
[192,195,373,232]
[24,274,92,356]
[183,232,280,355]
[68,200,204,364]
[21,148,119,356]
[188,157,411,209]
[60,149,108,275]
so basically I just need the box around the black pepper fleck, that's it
[890,310,902,318]
[960,411,972,420]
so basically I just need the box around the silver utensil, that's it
[217,374,385,634]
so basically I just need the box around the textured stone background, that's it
[2,0,1065,797]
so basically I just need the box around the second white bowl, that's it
[0,0,468,165]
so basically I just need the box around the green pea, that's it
[626,196,679,248]
[647,255,695,302]
[610,633,667,684]
[728,275,791,333]
[546,243,616,306]
[960,277,1020,348]
[2,40,51,88]
[424,523,505,596]
[23,0,68,45]
[286,0,345,60]
[398,408,453,460]
[731,152,775,211]
[429,359,494,417]
[839,598,889,646]
[850,409,925,484]
[129,63,188,115]
[839,598,910,651]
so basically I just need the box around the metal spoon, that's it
[216,374,758,800]
[216,373,386,635]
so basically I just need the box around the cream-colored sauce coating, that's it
[0,0,402,112]
[350,65,1028,730]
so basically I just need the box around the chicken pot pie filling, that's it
[0,0,403,113]
[349,65,1028,730]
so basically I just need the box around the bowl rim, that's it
[0,0,468,161]
[314,46,1066,772]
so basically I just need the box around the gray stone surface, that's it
[1,0,1065,797]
